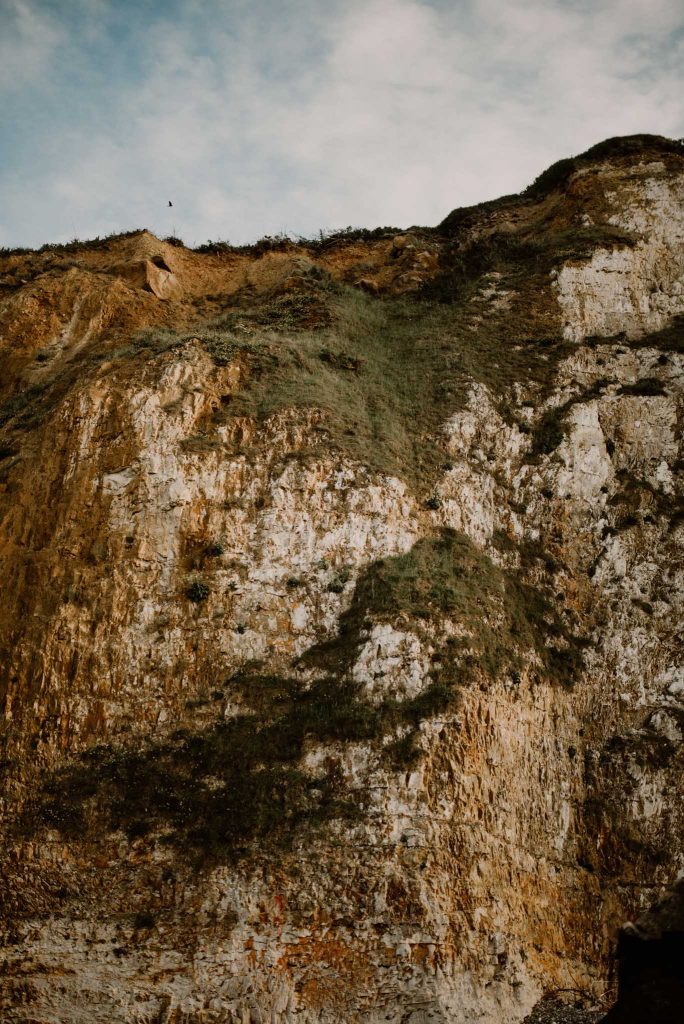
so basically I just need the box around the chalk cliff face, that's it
[0,135,682,1024]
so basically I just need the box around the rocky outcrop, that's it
[0,135,682,1024]
[555,164,684,341]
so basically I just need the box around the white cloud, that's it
[0,0,64,90]
[1,0,683,247]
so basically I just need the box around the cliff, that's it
[0,134,682,1024]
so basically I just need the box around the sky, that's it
[1,0,683,249]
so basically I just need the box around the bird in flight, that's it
[168,200,173,207]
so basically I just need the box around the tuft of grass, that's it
[0,383,51,429]
[326,566,351,594]
[223,290,333,333]
[319,348,364,371]
[199,233,293,257]
[204,542,224,558]
[106,327,186,361]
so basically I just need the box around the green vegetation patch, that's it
[0,382,52,430]
[103,327,188,362]
[426,223,635,303]
[135,281,579,493]
[351,530,582,685]
[186,580,210,603]
[302,529,583,701]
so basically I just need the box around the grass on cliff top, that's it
[193,224,411,256]
[0,176,652,478]
[5,135,679,260]
[430,218,636,287]
[0,228,146,259]
[522,133,684,200]
[1,197,654,484]
[25,530,585,867]
[436,135,684,230]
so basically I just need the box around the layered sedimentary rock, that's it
[0,135,682,1023]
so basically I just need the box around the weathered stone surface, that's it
[555,162,684,341]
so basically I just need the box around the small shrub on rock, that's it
[186,580,210,603]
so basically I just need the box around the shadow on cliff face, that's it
[580,727,680,883]
[31,676,369,861]
[19,530,585,865]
